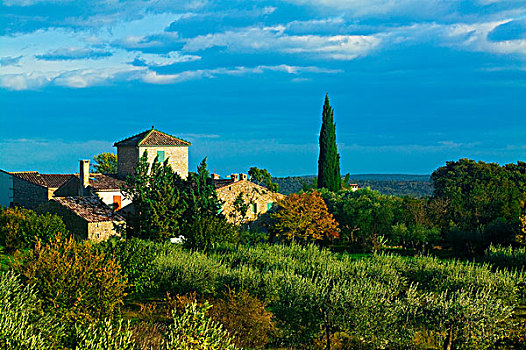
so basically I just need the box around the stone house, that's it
[114,128,191,179]
[36,196,125,242]
[0,170,71,209]
[54,160,131,211]
[213,173,285,224]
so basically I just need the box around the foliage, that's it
[422,288,514,350]
[123,154,226,248]
[249,167,279,192]
[274,175,433,197]
[122,151,187,241]
[0,206,68,251]
[180,158,223,231]
[317,94,341,192]
[0,271,63,350]
[208,289,275,348]
[153,244,228,297]
[165,300,237,350]
[484,244,526,271]
[271,191,339,243]
[97,238,157,296]
[92,152,118,174]
[431,158,522,233]
[323,188,402,250]
[13,237,127,333]
[182,215,238,252]
[75,318,135,350]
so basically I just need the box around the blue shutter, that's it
[157,150,165,163]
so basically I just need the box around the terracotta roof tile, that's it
[72,174,124,191]
[40,174,74,188]
[212,178,235,189]
[52,196,125,223]
[114,129,190,147]
[12,172,72,188]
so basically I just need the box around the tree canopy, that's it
[92,152,117,174]
[317,94,341,192]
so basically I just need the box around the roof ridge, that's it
[139,129,191,146]
[113,129,151,146]
[11,171,39,174]
[137,129,155,145]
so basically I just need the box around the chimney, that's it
[210,173,220,180]
[230,173,239,182]
[239,173,247,181]
[79,160,90,196]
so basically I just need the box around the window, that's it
[251,203,257,214]
[267,202,273,211]
[113,195,121,211]
[157,150,165,163]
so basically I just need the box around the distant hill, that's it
[273,174,433,197]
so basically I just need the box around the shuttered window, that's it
[157,150,165,163]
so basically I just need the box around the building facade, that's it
[114,128,191,179]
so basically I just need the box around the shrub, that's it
[0,271,63,349]
[484,244,526,271]
[75,318,135,350]
[182,216,238,251]
[98,238,158,296]
[208,289,275,348]
[13,237,127,335]
[165,300,237,350]
[0,206,67,251]
[153,245,228,297]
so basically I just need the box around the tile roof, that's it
[113,128,191,147]
[52,196,125,223]
[212,178,236,189]
[11,171,72,188]
[73,173,124,191]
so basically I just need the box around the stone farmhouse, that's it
[0,127,284,239]
[212,173,284,224]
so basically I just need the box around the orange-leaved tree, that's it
[271,191,339,243]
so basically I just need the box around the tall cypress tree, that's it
[317,94,341,192]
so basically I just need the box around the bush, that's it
[98,238,158,296]
[208,289,275,348]
[0,207,67,251]
[165,300,237,350]
[183,216,238,251]
[153,244,228,297]
[484,244,526,271]
[75,318,135,350]
[0,271,63,349]
[13,237,128,339]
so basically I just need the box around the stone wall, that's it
[140,146,189,179]
[12,177,49,209]
[87,220,125,242]
[216,180,285,224]
[117,146,139,177]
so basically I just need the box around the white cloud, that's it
[183,26,381,60]
[132,51,200,67]
[0,64,341,90]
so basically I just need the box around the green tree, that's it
[431,159,522,235]
[317,94,341,192]
[181,158,223,229]
[92,152,118,174]
[122,151,187,241]
[248,167,279,192]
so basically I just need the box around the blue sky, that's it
[0,0,525,177]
